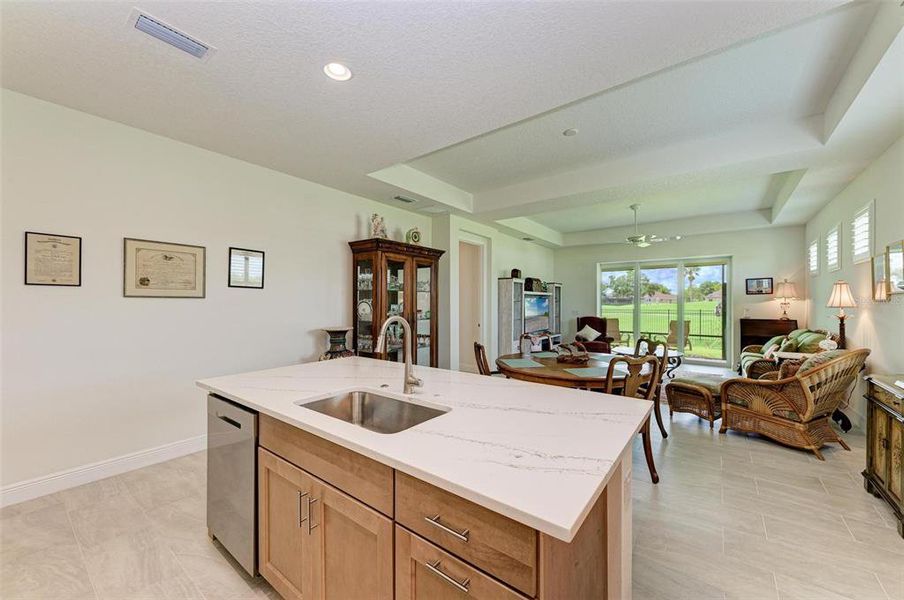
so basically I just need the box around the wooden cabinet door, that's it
[259,449,315,600]
[872,407,890,488]
[308,477,393,600]
[396,526,530,600]
[889,416,903,504]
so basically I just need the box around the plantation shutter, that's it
[808,240,819,275]
[826,225,840,272]
[851,204,872,264]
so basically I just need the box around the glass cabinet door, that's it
[414,261,433,366]
[354,257,375,353]
[383,255,407,363]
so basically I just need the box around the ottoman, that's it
[665,373,732,429]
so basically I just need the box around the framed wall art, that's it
[228,247,264,289]
[872,252,889,301]
[745,277,773,295]
[123,238,206,298]
[25,231,82,286]
[888,240,904,295]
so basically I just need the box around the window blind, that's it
[808,240,819,275]
[851,204,871,264]
[826,225,840,271]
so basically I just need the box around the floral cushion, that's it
[787,329,828,353]
[779,338,799,352]
[798,349,849,375]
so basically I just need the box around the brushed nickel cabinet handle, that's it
[308,497,319,534]
[424,514,469,543]
[425,560,470,593]
[297,491,309,527]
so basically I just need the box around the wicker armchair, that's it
[720,349,869,460]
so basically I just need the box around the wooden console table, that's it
[863,374,904,537]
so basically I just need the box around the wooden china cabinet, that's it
[349,239,444,368]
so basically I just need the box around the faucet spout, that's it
[375,316,422,394]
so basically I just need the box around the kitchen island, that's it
[198,356,650,600]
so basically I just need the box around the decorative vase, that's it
[370,214,387,239]
[319,327,354,361]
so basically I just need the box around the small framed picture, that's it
[745,277,774,295]
[25,231,82,286]
[228,247,265,289]
[124,238,206,298]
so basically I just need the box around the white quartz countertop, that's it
[197,357,650,542]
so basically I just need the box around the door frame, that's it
[597,256,732,366]
[457,232,490,373]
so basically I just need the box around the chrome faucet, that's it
[375,316,422,394]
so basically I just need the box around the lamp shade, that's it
[775,279,798,299]
[826,280,857,308]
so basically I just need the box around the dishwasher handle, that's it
[216,413,243,429]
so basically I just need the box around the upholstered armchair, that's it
[720,349,869,460]
[575,316,613,353]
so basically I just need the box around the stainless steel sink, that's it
[297,391,448,434]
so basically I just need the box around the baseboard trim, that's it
[1,434,207,508]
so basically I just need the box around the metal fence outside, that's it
[600,305,725,360]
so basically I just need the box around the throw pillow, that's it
[763,343,780,359]
[762,335,787,352]
[779,338,798,352]
[778,359,803,379]
[798,349,848,374]
[576,324,602,342]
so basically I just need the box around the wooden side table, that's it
[863,374,904,538]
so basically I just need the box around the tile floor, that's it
[2,405,902,599]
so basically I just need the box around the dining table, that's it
[495,351,668,438]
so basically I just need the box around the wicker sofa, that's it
[739,328,838,379]
[720,348,869,459]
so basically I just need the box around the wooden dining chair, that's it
[634,337,669,438]
[474,342,502,376]
[605,355,661,484]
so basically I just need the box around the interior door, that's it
[308,476,394,600]
[258,449,315,600]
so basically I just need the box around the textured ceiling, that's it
[408,4,874,192]
[1,0,846,207]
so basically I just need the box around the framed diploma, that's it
[228,247,265,289]
[123,238,206,298]
[25,231,82,286]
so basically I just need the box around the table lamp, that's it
[774,279,798,320]
[826,280,856,349]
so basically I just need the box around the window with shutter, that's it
[826,225,840,272]
[851,203,872,264]
[808,240,819,275]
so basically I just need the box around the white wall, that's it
[554,226,807,364]
[0,90,432,491]
[433,215,555,369]
[805,136,904,426]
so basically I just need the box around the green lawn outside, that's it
[600,301,725,360]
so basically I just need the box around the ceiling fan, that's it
[618,203,682,248]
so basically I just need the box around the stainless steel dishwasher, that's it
[207,394,257,576]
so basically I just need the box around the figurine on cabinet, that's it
[370,213,387,239]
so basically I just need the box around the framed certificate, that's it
[123,238,206,298]
[25,231,82,286]
[228,247,265,289]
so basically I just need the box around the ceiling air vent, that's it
[129,9,215,61]
[394,196,417,204]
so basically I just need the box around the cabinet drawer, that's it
[396,526,530,600]
[395,472,537,597]
[260,414,394,516]
[871,383,904,414]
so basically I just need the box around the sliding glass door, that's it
[598,258,729,362]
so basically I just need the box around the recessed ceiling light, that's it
[323,62,352,81]
[562,128,578,137]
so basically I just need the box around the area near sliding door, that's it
[597,258,730,363]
